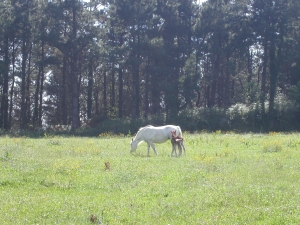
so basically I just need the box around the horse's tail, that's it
[177,126,186,155]
[177,126,183,137]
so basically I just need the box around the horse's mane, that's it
[133,125,153,139]
[138,125,152,131]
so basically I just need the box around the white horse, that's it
[130,125,185,156]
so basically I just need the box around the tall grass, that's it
[0,133,300,224]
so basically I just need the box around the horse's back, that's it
[139,125,182,143]
[160,125,183,137]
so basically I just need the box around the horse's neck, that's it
[133,136,142,143]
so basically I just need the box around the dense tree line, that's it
[0,0,300,133]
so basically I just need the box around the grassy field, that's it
[0,132,300,224]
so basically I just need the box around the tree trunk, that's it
[210,52,220,108]
[111,60,115,111]
[118,67,123,118]
[71,59,79,130]
[61,56,68,125]
[9,39,16,129]
[87,59,93,119]
[224,55,231,107]
[269,24,283,130]
[132,66,140,119]
[247,48,254,103]
[94,87,99,115]
[217,76,224,107]
[26,44,32,125]
[260,36,268,130]
[151,58,160,115]
[103,69,108,118]
[210,79,217,108]
[1,34,9,130]
[21,38,29,129]
[143,63,150,118]
[71,0,79,131]
[131,31,140,119]
[33,63,41,125]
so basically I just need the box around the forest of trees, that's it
[0,0,300,134]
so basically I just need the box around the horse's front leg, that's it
[171,141,177,157]
[147,143,151,156]
[149,142,158,155]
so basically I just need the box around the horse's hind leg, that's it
[177,141,183,156]
[171,141,177,157]
[181,140,186,156]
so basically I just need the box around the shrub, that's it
[75,114,167,137]
[76,95,300,136]
[226,102,262,132]
[176,94,300,133]
[177,107,227,132]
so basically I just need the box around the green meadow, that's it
[1,132,300,224]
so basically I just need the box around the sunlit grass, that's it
[0,133,300,224]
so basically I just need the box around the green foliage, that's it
[1,0,300,132]
[289,81,300,108]
[177,107,227,131]
[175,96,299,133]
[46,93,300,136]
[76,115,166,137]
[1,134,300,224]
[226,102,262,132]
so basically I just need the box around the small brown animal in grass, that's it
[171,130,186,156]
[104,161,110,170]
[89,214,98,223]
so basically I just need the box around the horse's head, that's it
[171,130,176,138]
[130,138,138,153]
